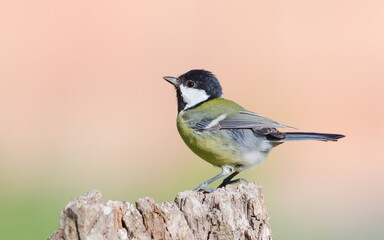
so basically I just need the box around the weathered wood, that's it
[48,183,273,240]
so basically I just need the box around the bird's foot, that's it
[193,186,215,192]
[218,178,248,188]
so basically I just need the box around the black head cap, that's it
[164,69,223,112]
[178,69,223,97]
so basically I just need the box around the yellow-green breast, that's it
[176,98,246,167]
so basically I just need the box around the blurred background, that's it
[1,1,383,239]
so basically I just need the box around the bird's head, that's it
[164,69,223,112]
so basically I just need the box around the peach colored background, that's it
[1,1,383,239]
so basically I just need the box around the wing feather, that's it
[194,111,295,131]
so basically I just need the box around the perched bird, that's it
[164,70,344,191]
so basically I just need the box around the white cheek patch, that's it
[179,85,209,110]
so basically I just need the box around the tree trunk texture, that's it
[48,183,273,240]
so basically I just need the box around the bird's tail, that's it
[281,132,345,142]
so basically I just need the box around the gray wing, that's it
[194,111,294,131]
[219,111,294,129]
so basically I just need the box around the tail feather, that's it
[281,132,345,142]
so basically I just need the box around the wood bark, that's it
[48,183,273,240]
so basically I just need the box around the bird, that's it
[163,69,345,192]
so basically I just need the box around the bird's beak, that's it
[163,76,180,86]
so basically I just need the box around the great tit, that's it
[164,69,344,191]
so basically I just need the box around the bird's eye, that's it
[186,81,195,88]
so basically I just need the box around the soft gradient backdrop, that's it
[1,1,383,239]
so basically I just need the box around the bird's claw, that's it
[218,178,248,188]
[193,186,215,192]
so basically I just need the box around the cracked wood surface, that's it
[48,183,273,240]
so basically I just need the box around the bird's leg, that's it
[194,166,233,192]
[218,171,248,188]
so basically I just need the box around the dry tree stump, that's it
[48,183,273,240]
